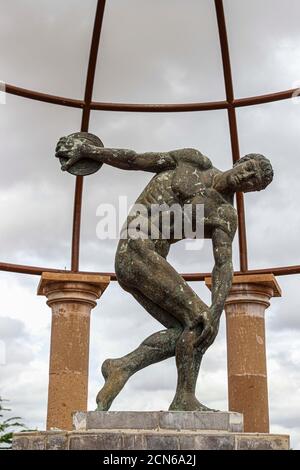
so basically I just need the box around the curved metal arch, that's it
[5,83,298,113]
[1,0,299,280]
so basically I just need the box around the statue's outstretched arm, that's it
[88,147,177,173]
[91,147,213,172]
[56,134,176,173]
[55,134,212,174]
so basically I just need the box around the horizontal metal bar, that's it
[0,263,68,276]
[5,84,84,109]
[233,88,298,108]
[90,101,229,112]
[1,261,299,280]
[182,265,300,281]
[4,84,298,112]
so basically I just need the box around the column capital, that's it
[205,273,281,309]
[37,272,110,308]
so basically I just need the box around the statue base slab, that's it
[12,411,289,450]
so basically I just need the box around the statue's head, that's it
[226,154,273,193]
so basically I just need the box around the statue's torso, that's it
[124,161,236,243]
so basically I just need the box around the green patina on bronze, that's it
[56,133,273,412]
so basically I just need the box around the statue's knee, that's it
[115,255,132,286]
[128,238,155,257]
[115,252,144,287]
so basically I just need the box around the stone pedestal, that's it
[12,411,289,450]
[38,272,110,431]
[205,274,281,433]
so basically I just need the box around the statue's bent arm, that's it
[210,227,234,321]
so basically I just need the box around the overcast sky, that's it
[0,0,299,449]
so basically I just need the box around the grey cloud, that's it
[224,0,300,96]
[94,0,225,103]
[267,275,300,331]
[0,0,97,98]
[0,316,26,339]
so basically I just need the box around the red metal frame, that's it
[214,0,248,272]
[6,83,298,113]
[1,0,299,280]
[72,0,107,272]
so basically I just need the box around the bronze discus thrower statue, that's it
[56,132,273,412]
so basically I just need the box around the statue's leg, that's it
[96,289,182,411]
[114,239,215,411]
[169,332,216,411]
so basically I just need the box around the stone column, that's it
[38,272,110,431]
[205,274,281,433]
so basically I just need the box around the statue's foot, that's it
[96,358,130,411]
[168,394,218,412]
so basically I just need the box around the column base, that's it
[12,411,289,450]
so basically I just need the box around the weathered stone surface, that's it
[86,411,159,431]
[169,433,236,451]
[75,411,243,433]
[69,432,123,451]
[12,429,290,450]
[194,435,235,450]
[46,432,68,450]
[12,436,30,450]
[158,411,243,432]
[236,434,290,450]
[28,436,46,450]
[229,412,245,433]
[12,432,46,450]
[143,434,180,451]
[121,433,145,450]
[72,411,87,431]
